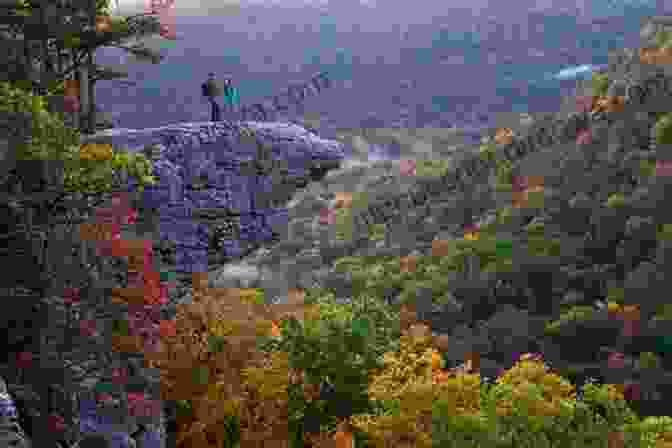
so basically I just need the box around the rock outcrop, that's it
[82,121,345,275]
[80,120,344,164]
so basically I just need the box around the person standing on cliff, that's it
[222,76,240,119]
[202,73,222,122]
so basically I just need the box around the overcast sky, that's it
[111,0,663,23]
[112,0,338,16]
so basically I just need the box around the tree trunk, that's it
[22,26,32,92]
[86,0,97,135]
[78,64,89,133]
[70,49,80,129]
[56,39,62,75]
[87,51,96,134]
[40,2,49,94]
[89,71,96,133]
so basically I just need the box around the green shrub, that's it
[526,236,561,257]
[495,160,514,186]
[639,351,662,370]
[524,221,545,236]
[495,182,514,192]
[639,160,656,178]
[0,81,80,160]
[435,377,648,448]
[477,219,498,235]
[578,380,641,428]
[432,408,497,448]
[260,291,399,441]
[544,305,595,335]
[654,113,672,146]
[605,193,626,209]
[592,72,610,97]
[368,223,386,241]
[334,207,354,241]
[351,191,369,210]
[657,223,672,241]
[0,81,156,194]
[525,189,545,209]
[633,416,672,444]
[479,143,497,162]
[416,159,450,177]
[333,255,367,273]
[655,30,672,49]
[496,207,515,225]
[607,287,625,305]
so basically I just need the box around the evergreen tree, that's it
[0,0,167,132]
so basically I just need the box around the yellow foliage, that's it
[241,351,292,403]
[492,356,576,418]
[608,301,622,313]
[464,231,480,241]
[366,332,436,401]
[352,327,461,448]
[79,143,114,161]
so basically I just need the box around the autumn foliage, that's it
[140,282,315,447]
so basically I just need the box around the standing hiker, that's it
[201,73,221,122]
[222,76,240,119]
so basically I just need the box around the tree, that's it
[0,0,166,133]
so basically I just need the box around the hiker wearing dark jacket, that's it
[201,73,221,121]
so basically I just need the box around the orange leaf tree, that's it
[147,284,297,447]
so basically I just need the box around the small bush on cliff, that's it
[654,113,672,146]
[655,30,672,49]
[592,72,610,97]
[0,81,156,194]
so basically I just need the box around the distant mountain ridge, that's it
[95,1,666,133]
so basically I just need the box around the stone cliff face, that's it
[81,120,345,274]
[80,121,344,164]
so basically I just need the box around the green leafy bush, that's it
[526,236,561,257]
[639,351,662,370]
[578,380,641,428]
[605,193,627,209]
[496,206,515,225]
[639,160,656,178]
[654,113,672,146]
[633,416,672,446]
[479,143,497,162]
[350,191,369,210]
[106,15,131,35]
[368,223,386,241]
[259,293,399,441]
[334,207,354,241]
[0,81,156,194]
[607,286,626,305]
[524,221,545,236]
[416,159,450,177]
[333,256,367,274]
[544,305,595,335]
[1,82,80,160]
[495,159,514,187]
[592,72,610,97]
[655,30,672,49]
[657,223,672,241]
